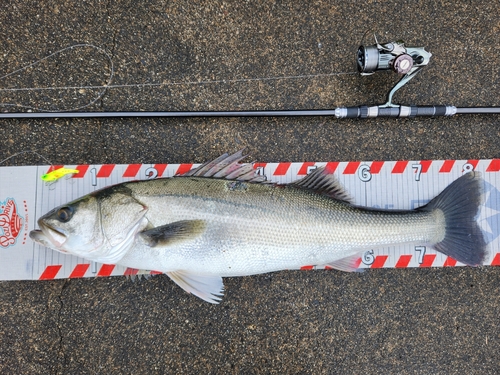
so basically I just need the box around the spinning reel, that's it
[356,36,432,107]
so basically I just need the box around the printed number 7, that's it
[415,246,426,264]
[412,164,422,181]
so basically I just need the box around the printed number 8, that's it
[463,163,474,174]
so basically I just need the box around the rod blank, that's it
[455,107,500,115]
[0,107,499,119]
[0,110,337,119]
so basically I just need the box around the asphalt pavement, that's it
[1,1,499,374]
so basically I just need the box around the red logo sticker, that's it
[0,198,24,248]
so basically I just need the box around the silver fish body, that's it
[117,177,444,275]
[30,152,487,303]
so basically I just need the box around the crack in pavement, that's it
[54,279,70,375]
[101,0,118,110]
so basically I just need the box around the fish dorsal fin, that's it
[181,150,267,183]
[291,167,353,203]
[167,271,224,304]
[139,220,206,247]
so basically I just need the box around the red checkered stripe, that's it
[38,264,161,280]
[38,159,500,279]
[44,162,196,179]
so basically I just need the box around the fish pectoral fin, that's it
[326,254,364,272]
[166,271,224,304]
[139,220,206,247]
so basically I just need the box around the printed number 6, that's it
[358,165,372,182]
[362,250,375,265]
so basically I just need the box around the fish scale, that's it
[127,177,440,259]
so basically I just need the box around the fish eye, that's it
[56,207,74,222]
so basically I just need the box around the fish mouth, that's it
[29,229,57,249]
[30,221,68,251]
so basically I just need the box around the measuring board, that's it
[1,159,500,281]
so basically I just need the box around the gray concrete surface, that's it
[1,1,499,374]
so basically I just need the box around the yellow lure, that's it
[41,168,79,182]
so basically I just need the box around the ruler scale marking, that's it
[0,159,498,280]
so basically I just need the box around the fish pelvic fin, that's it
[420,171,487,266]
[181,149,267,183]
[167,271,224,304]
[290,167,353,203]
[139,220,206,247]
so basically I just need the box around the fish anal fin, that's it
[291,167,353,203]
[167,271,224,304]
[125,269,156,281]
[139,220,206,247]
[325,254,363,272]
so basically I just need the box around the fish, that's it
[30,151,487,303]
[41,167,80,182]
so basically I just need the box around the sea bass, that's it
[30,151,487,303]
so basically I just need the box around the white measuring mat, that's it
[1,159,499,281]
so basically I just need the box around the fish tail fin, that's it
[420,171,487,266]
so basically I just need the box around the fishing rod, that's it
[1,36,499,120]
